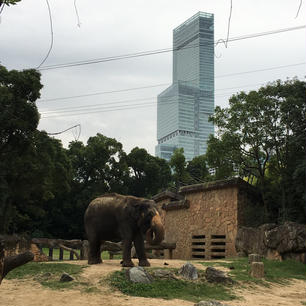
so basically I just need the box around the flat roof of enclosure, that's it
[173,11,214,33]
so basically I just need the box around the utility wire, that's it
[40,73,305,119]
[37,62,306,104]
[38,83,170,103]
[40,82,269,114]
[225,0,233,48]
[74,0,81,27]
[37,25,306,71]
[295,0,303,18]
[36,0,54,69]
[47,124,81,135]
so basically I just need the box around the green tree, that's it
[63,134,129,238]
[11,131,72,235]
[127,147,171,197]
[210,78,306,223]
[169,148,190,190]
[0,0,21,8]
[186,154,210,183]
[0,65,43,233]
[68,133,129,197]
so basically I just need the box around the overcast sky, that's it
[1,0,305,155]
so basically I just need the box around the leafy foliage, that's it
[208,79,306,223]
[1,65,304,238]
[127,147,171,197]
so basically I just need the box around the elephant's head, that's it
[145,210,164,245]
[130,199,165,245]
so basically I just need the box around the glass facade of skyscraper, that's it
[155,12,214,161]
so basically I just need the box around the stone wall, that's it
[0,235,48,262]
[154,178,260,260]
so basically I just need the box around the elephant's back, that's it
[84,194,126,221]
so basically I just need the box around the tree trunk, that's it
[0,245,34,284]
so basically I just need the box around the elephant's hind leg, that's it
[88,237,103,265]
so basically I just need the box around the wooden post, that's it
[250,262,265,278]
[59,248,64,261]
[48,248,53,261]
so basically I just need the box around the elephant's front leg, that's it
[121,239,134,267]
[134,233,150,267]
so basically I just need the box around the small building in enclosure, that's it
[153,178,261,260]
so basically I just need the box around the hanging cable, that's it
[47,124,81,136]
[225,0,233,47]
[37,62,305,104]
[295,0,303,18]
[37,25,306,71]
[74,0,81,27]
[36,0,54,69]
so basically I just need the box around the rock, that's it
[194,301,232,306]
[205,267,234,285]
[60,272,74,282]
[250,262,264,278]
[152,269,177,279]
[248,253,263,263]
[265,222,306,254]
[178,262,198,280]
[235,224,277,256]
[235,222,306,263]
[127,267,153,284]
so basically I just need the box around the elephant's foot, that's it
[88,257,102,265]
[139,259,150,267]
[121,260,134,267]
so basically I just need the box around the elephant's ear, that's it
[125,199,145,221]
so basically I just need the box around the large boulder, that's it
[204,267,234,285]
[127,267,153,284]
[235,222,306,263]
[265,222,306,254]
[178,262,198,280]
[235,223,277,256]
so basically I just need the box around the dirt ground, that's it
[0,259,305,306]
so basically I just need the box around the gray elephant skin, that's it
[84,193,165,267]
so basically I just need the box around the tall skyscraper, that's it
[155,12,214,161]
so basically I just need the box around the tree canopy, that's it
[1,66,304,238]
[208,78,306,222]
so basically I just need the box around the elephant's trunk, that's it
[146,213,165,245]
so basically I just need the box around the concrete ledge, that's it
[162,199,190,211]
[152,190,184,202]
[179,178,258,195]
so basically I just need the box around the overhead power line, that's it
[40,82,268,114]
[37,25,306,71]
[38,62,306,103]
[47,124,81,141]
[36,0,54,69]
[40,74,305,119]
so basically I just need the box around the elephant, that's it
[84,193,164,267]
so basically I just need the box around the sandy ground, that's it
[0,259,305,306]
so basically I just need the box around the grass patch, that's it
[6,262,87,290]
[200,257,306,284]
[6,262,84,280]
[108,269,236,303]
[82,286,100,294]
